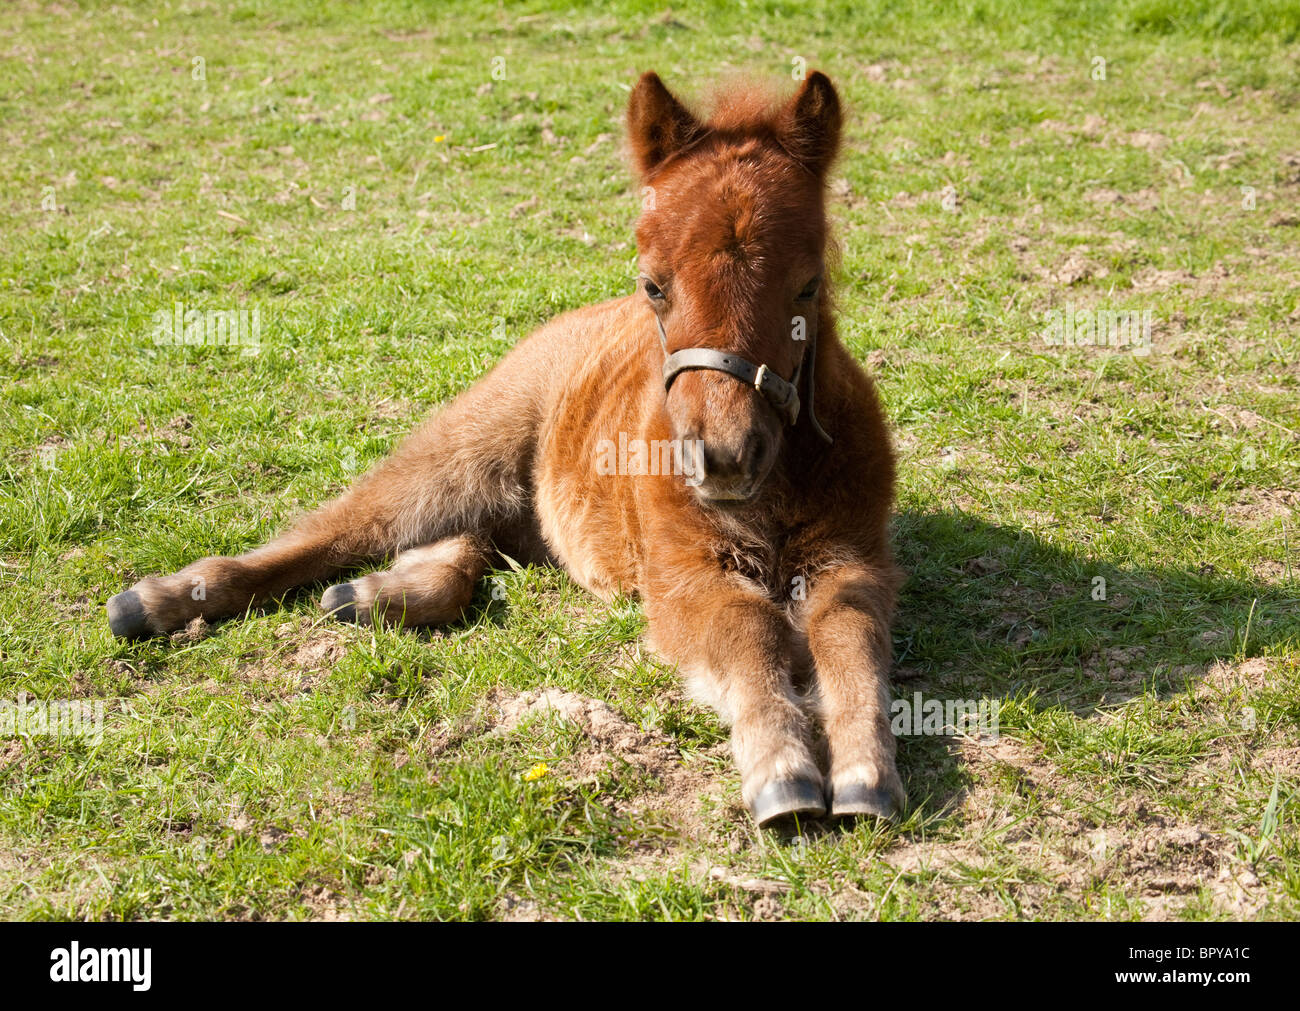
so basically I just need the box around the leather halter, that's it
[656,315,833,444]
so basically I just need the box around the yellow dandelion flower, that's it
[434,135,445,142]
[523,762,549,782]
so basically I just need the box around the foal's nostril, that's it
[701,433,766,483]
[700,441,736,480]
[700,441,739,481]
[741,432,767,480]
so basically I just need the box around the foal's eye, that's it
[643,279,666,302]
[796,278,821,301]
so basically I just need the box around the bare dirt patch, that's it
[1200,656,1278,695]
[1252,746,1300,777]
[877,735,1265,919]
[483,688,734,918]
[1223,488,1299,526]
[1126,130,1171,152]
[299,883,355,921]
[1042,251,1109,286]
[230,618,350,692]
[486,687,719,821]
[0,739,24,771]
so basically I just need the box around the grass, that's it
[1,0,1298,920]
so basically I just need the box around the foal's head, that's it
[627,71,842,504]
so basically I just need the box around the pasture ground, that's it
[1,0,1298,919]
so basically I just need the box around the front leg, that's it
[644,564,824,827]
[803,564,905,819]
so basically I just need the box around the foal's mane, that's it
[697,76,792,131]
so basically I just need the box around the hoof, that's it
[750,777,827,827]
[320,583,358,623]
[107,590,152,640]
[830,783,899,821]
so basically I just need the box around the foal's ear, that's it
[626,71,704,178]
[778,71,842,176]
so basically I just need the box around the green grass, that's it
[1,0,1298,920]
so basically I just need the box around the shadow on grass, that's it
[889,508,1299,823]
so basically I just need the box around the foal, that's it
[108,71,904,827]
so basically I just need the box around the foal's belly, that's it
[534,468,639,600]
[532,301,656,600]
[535,419,647,600]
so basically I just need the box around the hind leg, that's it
[320,533,490,627]
[107,459,441,639]
[107,321,561,640]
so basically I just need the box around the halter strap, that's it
[663,348,801,425]
[655,316,832,443]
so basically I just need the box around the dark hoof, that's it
[320,583,358,623]
[107,590,152,640]
[830,783,899,821]
[750,777,827,827]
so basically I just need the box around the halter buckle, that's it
[753,364,800,425]
[655,313,830,443]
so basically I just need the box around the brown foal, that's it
[108,70,904,827]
